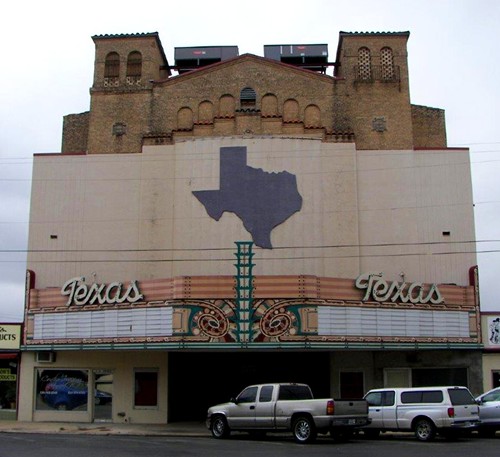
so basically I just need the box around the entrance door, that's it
[168,352,330,422]
[340,372,364,399]
[93,370,113,422]
[492,371,500,388]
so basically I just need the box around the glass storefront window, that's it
[0,363,17,410]
[36,369,89,411]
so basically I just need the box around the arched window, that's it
[177,107,194,130]
[304,104,321,128]
[198,101,214,123]
[240,87,256,108]
[381,47,395,81]
[104,52,120,86]
[126,51,142,85]
[357,47,372,80]
[261,94,278,117]
[283,99,299,122]
[219,94,235,117]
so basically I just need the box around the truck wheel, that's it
[211,415,230,439]
[292,416,317,444]
[414,418,436,442]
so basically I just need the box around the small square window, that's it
[372,117,386,132]
[113,123,127,136]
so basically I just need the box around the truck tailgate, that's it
[334,399,369,416]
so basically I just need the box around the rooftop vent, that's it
[174,46,239,74]
[264,44,329,72]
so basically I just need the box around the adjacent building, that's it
[19,31,481,424]
[0,324,21,415]
[481,312,500,391]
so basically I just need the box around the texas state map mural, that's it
[192,146,302,248]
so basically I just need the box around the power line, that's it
[0,249,493,265]
[3,237,500,255]
[0,242,496,264]
[0,153,499,186]
[0,146,500,165]
[0,238,497,253]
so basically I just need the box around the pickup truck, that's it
[206,383,370,443]
[363,386,480,441]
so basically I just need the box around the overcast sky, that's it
[1,0,499,322]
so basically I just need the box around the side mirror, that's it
[230,397,238,404]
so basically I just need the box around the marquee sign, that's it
[26,259,478,348]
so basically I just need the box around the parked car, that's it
[206,382,370,444]
[40,377,112,410]
[476,387,500,437]
[362,386,480,441]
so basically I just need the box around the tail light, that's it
[447,407,455,418]
[327,400,335,415]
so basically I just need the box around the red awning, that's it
[0,353,19,359]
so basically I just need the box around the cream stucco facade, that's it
[27,137,475,287]
[19,351,168,423]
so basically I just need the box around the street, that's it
[0,433,498,457]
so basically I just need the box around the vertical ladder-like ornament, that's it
[234,241,254,343]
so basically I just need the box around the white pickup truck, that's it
[206,383,370,443]
[363,386,480,441]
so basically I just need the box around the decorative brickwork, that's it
[61,31,447,155]
[411,104,447,148]
[61,112,89,153]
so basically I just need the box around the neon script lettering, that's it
[61,277,144,306]
[355,273,444,304]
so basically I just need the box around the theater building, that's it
[18,31,482,424]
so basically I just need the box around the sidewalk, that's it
[0,420,210,437]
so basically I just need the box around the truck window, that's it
[401,390,443,403]
[365,392,383,407]
[365,391,395,407]
[383,391,395,406]
[237,386,258,403]
[259,385,274,402]
[278,385,313,400]
[422,391,443,403]
[448,388,475,405]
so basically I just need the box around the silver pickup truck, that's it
[206,383,370,443]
